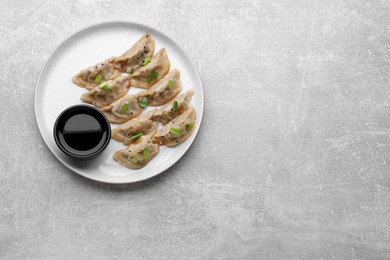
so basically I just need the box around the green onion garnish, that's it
[168,80,174,90]
[95,74,102,83]
[142,56,151,66]
[170,127,181,136]
[139,97,148,108]
[98,82,107,88]
[130,132,143,140]
[120,103,129,113]
[147,71,158,83]
[143,148,149,160]
[185,124,193,131]
[128,68,134,74]
[172,100,178,112]
[130,156,138,164]
[99,82,112,91]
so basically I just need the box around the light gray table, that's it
[1,0,390,259]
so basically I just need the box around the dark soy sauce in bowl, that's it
[54,105,111,160]
[61,114,104,153]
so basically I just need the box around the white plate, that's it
[35,21,204,184]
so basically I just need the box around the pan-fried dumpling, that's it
[113,130,159,169]
[72,33,155,89]
[129,48,170,89]
[152,88,194,125]
[101,94,143,123]
[153,108,196,147]
[112,109,156,144]
[111,33,155,73]
[72,58,121,90]
[137,69,182,107]
[80,76,130,108]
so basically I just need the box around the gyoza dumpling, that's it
[153,108,196,147]
[129,48,170,89]
[111,33,155,74]
[101,94,143,123]
[72,58,121,90]
[137,69,182,107]
[112,109,156,144]
[72,33,155,89]
[113,130,159,170]
[152,88,194,125]
[80,76,130,108]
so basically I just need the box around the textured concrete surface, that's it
[1,0,390,259]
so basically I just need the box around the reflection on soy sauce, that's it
[58,113,107,155]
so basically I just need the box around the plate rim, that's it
[34,20,204,184]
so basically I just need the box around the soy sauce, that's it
[61,113,105,152]
[54,105,111,159]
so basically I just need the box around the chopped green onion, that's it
[130,132,143,140]
[147,71,158,83]
[128,68,134,74]
[95,74,102,83]
[143,148,149,160]
[130,156,138,164]
[120,102,129,113]
[142,56,151,66]
[168,80,174,90]
[185,124,193,131]
[170,127,181,136]
[172,100,178,112]
[98,82,107,88]
[139,97,148,108]
[99,82,112,91]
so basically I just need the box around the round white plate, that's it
[35,21,204,184]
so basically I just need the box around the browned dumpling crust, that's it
[72,33,155,89]
[153,108,196,147]
[137,69,182,107]
[72,58,121,90]
[113,130,159,170]
[101,94,143,124]
[112,33,155,73]
[152,88,194,125]
[112,109,156,144]
[129,48,170,89]
[80,76,130,108]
